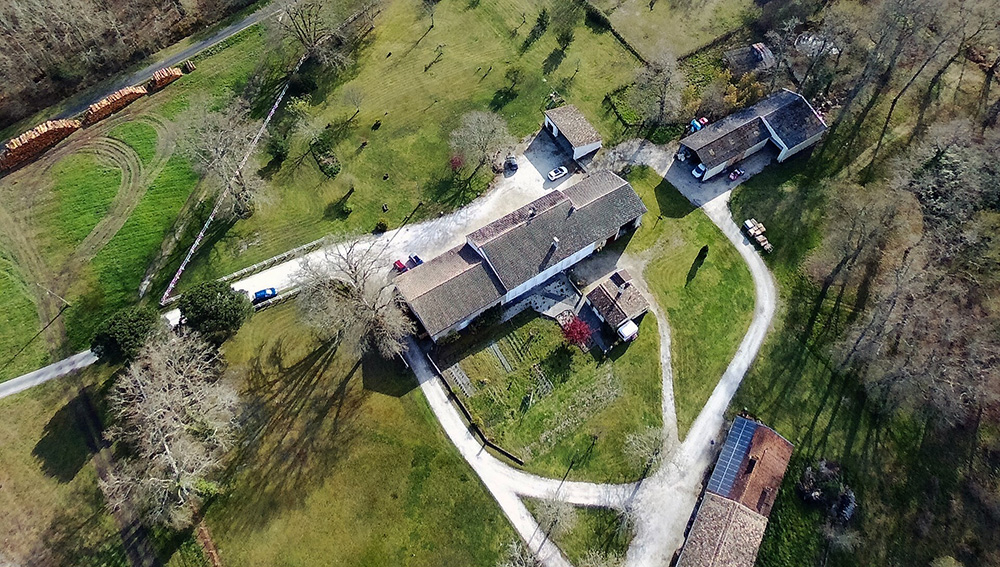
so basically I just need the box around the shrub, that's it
[91,305,162,363]
[450,154,465,172]
[562,316,592,347]
[584,5,612,32]
[375,218,389,233]
[265,135,290,163]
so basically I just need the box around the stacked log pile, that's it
[0,119,82,171]
[82,86,148,125]
[147,67,184,91]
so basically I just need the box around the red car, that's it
[394,260,408,272]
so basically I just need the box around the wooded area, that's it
[0,0,252,129]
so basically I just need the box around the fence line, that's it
[425,352,525,466]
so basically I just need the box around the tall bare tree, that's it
[631,54,684,127]
[102,331,239,528]
[450,110,514,177]
[186,93,268,219]
[295,240,413,358]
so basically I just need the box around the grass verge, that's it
[524,499,633,565]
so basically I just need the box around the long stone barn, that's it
[395,170,647,342]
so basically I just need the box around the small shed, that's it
[585,269,649,342]
[724,43,777,77]
[543,105,602,160]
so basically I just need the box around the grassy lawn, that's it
[42,153,123,263]
[591,0,755,58]
[0,259,49,383]
[437,310,661,483]
[63,154,199,348]
[109,121,159,165]
[729,158,1000,566]
[0,372,128,567]
[623,166,754,438]
[524,500,632,565]
[206,304,514,567]
[179,0,641,284]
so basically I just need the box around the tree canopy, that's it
[177,281,254,344]
[90,305,163,364]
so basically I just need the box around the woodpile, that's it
[147,67,183,91]
[0,119,82,172]
[82,86,148,125]
[181,60,197,73]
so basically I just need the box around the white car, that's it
[691,163,707,180]
[547,166,569,181]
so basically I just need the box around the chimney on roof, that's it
[552,237,559,250]
[528,207,536,217]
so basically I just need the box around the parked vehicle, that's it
[409,254,423,266]
[691,163,708,179]
[394,260,408,272]
[252,288,278,304]
[547,166,569,181]
[505,155,518,171]
[729,167,745,181]
[676,147,690,162]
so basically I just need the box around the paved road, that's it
[55,4,283,120]
[0,351,97,399]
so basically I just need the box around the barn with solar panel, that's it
[676,417,793,567]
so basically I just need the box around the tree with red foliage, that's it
[449,154,465,172]
[562,316,592,347]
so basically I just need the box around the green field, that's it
[178,0,641,284]
[109,122,159,165]
[64,154,199,348]
[0,259,49,383]
[439,310,661,483]
[0,373,128,567]
[591,0,755,58]
[206,305,514,566]
[45,153,123,259]
[623,167,754,437]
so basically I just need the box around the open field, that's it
[437,310,661,483]
[205,304,514,566]
[730,158,1000,567]
[623,166,754,438]
[0,371,128,567]
[178,0,642,284]
[590,0,755,58]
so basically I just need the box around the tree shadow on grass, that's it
[543,49,566,75]
[215,336,365,534]
[489,88,519,112]
[362,354,417,397]
[31,483,130,567]
[653,177,696,219]
[32,394,96,483]
[685,245,708,286]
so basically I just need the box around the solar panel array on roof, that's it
[707,417,758,497]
